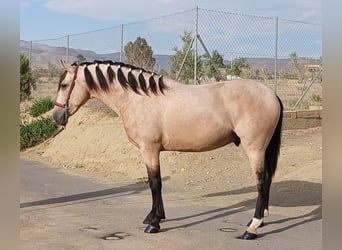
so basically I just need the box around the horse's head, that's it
[53,61,90,126]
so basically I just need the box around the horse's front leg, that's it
[140,147,165,233]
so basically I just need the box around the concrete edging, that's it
[283,109,322,130]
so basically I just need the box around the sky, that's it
[20,0,322,59]
[20,0,321,41]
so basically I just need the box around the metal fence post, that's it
[28,40,32,68]
[67,34,70,63]
[194,6,199,84]
[120,24,124,62]
[176,36,196,81]
[230,52,234,80]
[274,17,279,93]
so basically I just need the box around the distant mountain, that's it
[20,40,171,71]
[21,40,313,73]
[246,58,291,71]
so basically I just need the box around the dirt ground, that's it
[21,97,322,207]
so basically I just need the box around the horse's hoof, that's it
[144,224,160,233]
[247,219,264,227]
[242,231,257,240]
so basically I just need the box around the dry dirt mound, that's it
[21,101,322,197]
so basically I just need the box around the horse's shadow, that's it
[162,180,322,236]
[20,178,171,209]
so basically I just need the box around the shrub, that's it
[283,98,311,110]
[28,97,54,117]
[20,54,35,101]
[310,94,322,103]
[20,117,59,150]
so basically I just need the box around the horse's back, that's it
[159,80,280,152]
[176,79,279,125]
[219,80,279,114]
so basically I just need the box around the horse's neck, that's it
[89,76,178,116]
[90,84,129,116]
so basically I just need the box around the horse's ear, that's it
[60,60,75,73]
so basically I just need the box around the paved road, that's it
[20,159,322,250]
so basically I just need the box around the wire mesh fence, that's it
[22,7,322,110]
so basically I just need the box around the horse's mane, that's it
[70,60,168,95]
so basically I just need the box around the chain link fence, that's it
[22,7,322,110]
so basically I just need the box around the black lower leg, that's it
[246,172,271,228]
[254,181,266,219]
[263,171,272,214]
[243,180,267,239]
[247,180,267,226]
[144,167,165,233]
[246,184,265,226]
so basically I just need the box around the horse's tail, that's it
[265,96,283,177]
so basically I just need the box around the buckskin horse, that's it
[53,60,283,240]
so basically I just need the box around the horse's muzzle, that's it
[53,108,69,126]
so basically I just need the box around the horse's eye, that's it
[61,83,68,89]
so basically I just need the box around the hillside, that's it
[21,40,302,73]
[20,40,170,71]
[21,40,323,78]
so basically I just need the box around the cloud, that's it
[216,0,321,23]
[42,0,193,21]
[298,9,321,23]
[20,1,31,8]
[39,0,321,23]
[20,0,32,12]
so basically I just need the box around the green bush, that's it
[20,117,59,150]
[20,54,34,101]
[29,97,54,117]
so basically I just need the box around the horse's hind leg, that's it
[263,170,272,218]
[140,147,165,233]
[242,149,268,240]
[246,170,271,227]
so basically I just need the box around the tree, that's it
[289,52,306,83]
[205,50,224,80]
[211,50,224,67]
[76,54,86,64]
[228,57,250,77]
[169,31,203,84]
[20,54,34,101]
[240,67,258,80]
[231,57,249,76]
[260,67,272,80]
[124,37,155,70]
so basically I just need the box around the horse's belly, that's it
[162,128,238,152]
